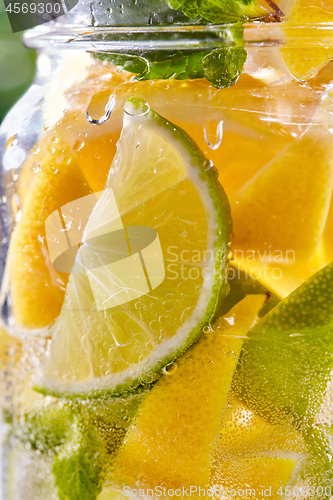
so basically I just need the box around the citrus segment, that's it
[211,456,299,500]
[6,141,91,330]
[217,393,307,459]
[35,97,232,397]
[109,296,265,490]
[230,97,333,297]
[281,0,333,80]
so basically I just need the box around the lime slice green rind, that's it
[34,97,232,398]
[233,261,333,427]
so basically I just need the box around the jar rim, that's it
[23,22,333,51]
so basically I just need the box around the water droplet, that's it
[228,351,236,359]
[123,98,150,117]
[203,119,223,150]
[86,93,115,125]
[81,335,94,354]
[73,139,84,151]
[6,134,17,150]
[163,362,177,375]
[51,135,59,143]
[63,156,72,165]
[32,163,42,173]
[204,159,219,178]
[31,144,40,155]
[227,251,234,262]
[47,144,57,154]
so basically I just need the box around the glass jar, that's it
[1,2,333,499]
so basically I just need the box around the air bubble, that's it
[162,300,175,312]
[149,320,159,332]
[81,335,94,354]
[203,324,213,334]
[163,362,178,375]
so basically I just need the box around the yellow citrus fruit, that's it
[217,393,307,459]
[281,0,333,80]
[230,95,333,297]
[44,60,320,196]
[211,456,299,499]
[109,296,265,490]
[7,141,91,330]
[210,393,306,499]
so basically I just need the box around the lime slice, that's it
[35,97,232,398]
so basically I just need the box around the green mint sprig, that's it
[166,0,266,22]
[52,417,108,500]
[95,45,246,88]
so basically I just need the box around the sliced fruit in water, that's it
[217,393,307,459]
[281,0,333,80]
[232,261,333,493]
[4,141,92,331]
[233,261,333,427]
[211,392,306,498]
[109,295,265,490]
[230,95,333,297]
[211,455,299,500]
[35,97,232,397]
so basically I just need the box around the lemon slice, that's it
[35,97,232,398]
[281,0,333,81]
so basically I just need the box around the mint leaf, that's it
[96,50,205,80]
[12,403,73,453]
[52,419,108,500]
[95,45,246,88]
[165,0,265,22]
